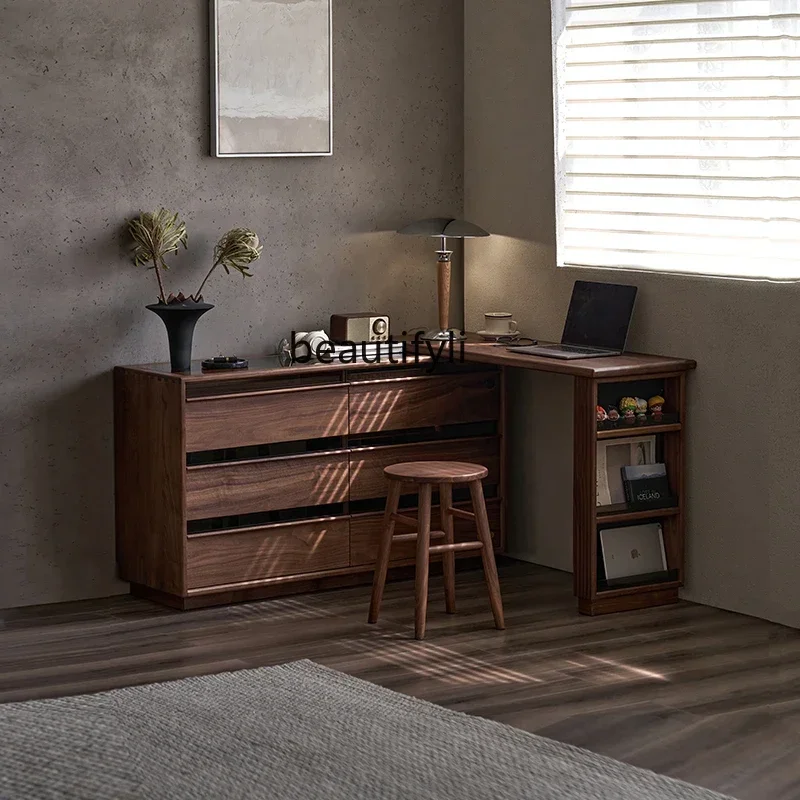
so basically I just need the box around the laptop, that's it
[512,280,638,360]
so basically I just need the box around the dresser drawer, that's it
[187,518,350,589]
[185,385,348,452]
[350,500,501,566]
[186,452,349,520]
[349,437,500,502]
[349,372,499,434]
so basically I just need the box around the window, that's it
[553,0,800,280]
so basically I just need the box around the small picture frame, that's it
[596,435,656,506]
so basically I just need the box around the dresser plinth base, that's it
[130,558,487,611]
[578,586,680,616]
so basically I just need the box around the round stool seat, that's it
[384,461,488,484]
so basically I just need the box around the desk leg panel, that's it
[573,376,598,602]
[499,367,507,553]
[662,372,687,579]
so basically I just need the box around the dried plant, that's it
[128,211,261,304]
[128,209,188,303]
[192,228,262,301]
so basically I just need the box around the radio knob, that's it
[372,318,387,336]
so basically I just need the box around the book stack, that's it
[621,464,675,509]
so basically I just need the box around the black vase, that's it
[147,301,214,373]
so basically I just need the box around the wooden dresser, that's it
[114,357,504,609]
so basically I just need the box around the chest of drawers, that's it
[114,358,504,609]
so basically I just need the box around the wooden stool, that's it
[368,461,505,640]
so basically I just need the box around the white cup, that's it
[484,312,518,336]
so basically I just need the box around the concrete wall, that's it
[0,0,463,608]
[464,0,800,628]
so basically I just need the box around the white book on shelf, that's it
[600,523,667,581]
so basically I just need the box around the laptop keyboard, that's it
[557,344,605,354]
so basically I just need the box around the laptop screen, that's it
[561,281,638,351]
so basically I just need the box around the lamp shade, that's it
[397,218,490,239]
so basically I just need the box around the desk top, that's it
[120,341,695,382]
[462,343,696,379]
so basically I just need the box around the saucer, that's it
[477,330,521,341]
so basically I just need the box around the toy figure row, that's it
[597,395,665,423]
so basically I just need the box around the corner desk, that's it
[114,341,695,615]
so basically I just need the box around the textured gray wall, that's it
[0,0,463,608]
[464,0,800,629]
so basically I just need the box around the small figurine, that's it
[596,405,608,422]
[619,397,637,421]
[619,397,636,422]
[607,405,620,422]
[649,395,665,418]
[635,397,648,420]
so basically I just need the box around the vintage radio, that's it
[329,313,389,343]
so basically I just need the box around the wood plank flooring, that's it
[2,560,799,800]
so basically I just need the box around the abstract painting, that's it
[211,0,332,157]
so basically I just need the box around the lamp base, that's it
[419,328,467,343]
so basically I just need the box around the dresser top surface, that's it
[115,355,439,382]
[117,340,696,382]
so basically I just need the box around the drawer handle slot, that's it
[187,503,347,535]
[186,382,346,403]
[187,436,346,466]
[349,371,498,387]
[186,447,349,471]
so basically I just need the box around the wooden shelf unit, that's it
[574,371,688,615]
[114,360,505,609]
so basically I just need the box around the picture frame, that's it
[210,0,333,158]
[596,435,656,506]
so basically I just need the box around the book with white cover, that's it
[600,523,667,580]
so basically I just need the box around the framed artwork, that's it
[211,0,333,158]
[596,436,656,506]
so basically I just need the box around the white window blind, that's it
[552,0,800,280]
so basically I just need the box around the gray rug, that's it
[0,659,734,800]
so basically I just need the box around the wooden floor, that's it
[2,560,799,800]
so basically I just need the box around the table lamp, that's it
[398,217,490,342]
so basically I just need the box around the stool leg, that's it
[414,483,433,640]
[368,479,402,624]
[468,479,506,631]
[439,482,456,614]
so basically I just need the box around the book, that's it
[600,523,667,581]
[621,463,675,508]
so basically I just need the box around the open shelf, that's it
[596,503,680,525]
[597,414,681,439]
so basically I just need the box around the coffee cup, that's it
[484,312,517,336]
